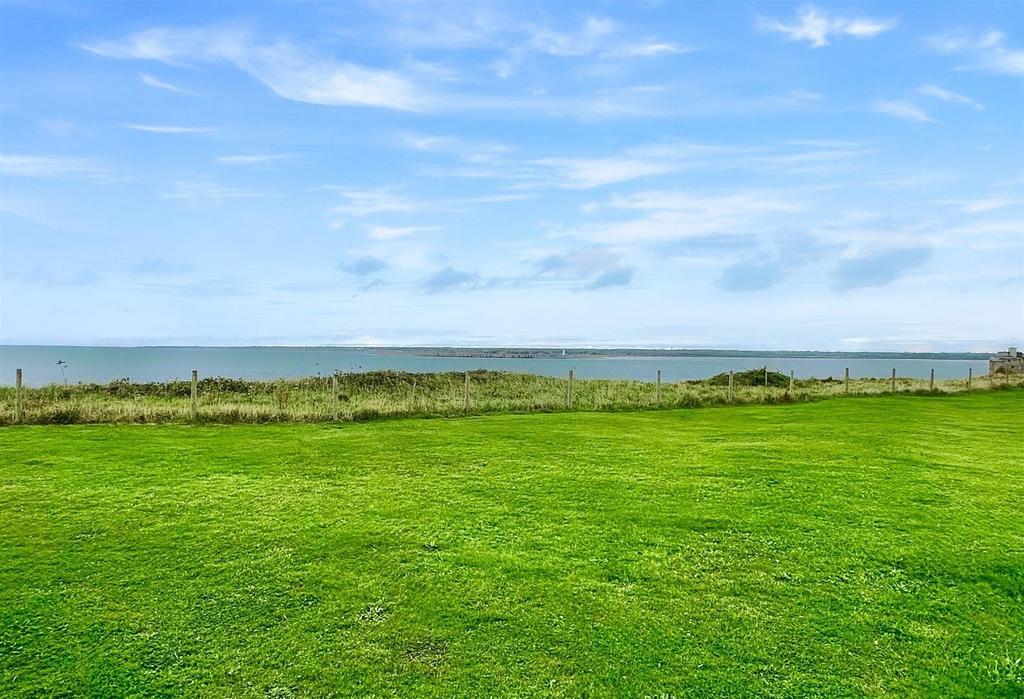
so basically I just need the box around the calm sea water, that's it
[0,346,987,387]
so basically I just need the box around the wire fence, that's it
[2,366,1020,425]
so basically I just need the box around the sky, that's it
[0,0,1022,351]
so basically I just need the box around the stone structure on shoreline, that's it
[989,347,1024,374]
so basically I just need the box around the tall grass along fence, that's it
[3,366,1021,426]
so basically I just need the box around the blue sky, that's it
[1,0,1021,350]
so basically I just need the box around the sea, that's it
[0,346,989,387]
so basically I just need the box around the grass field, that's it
[2,391,1022,696]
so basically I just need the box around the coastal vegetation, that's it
[1,368,1020,425]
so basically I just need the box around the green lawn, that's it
[1,391,1022,697]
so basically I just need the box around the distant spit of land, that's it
[378,347,991,360]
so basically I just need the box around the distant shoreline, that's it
[375,347,992,360]
[0,344,993,360]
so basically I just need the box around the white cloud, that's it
[124,124,214,134]
[926,30,1024,75]
[368,225,439,240]
[756,88,825,109]
[787,88,822,101]
[606,41,691,58]
[531,157,677,189]
[420,139,872,187]
[327,187,418,220]
[381,5,511,51]
[958,196,1016,213]
[378,4,680,64]
[577,189,805,243]
[162,180,265,201]
[83,24,702,119]
[325,186,530,230]
[245,44,427,111]
[871,99,936,124]
[398,132,511,163]
[216,154,286,165]
[139,73,191,94]
[917,84,982,110]
[85,27,429,111]
[757,6,896,48]
[526,16,617,56]
[0,154,103,178]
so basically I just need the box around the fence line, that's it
[15,368,22,423]
[331,373,338,421]
[5,365,1019,425]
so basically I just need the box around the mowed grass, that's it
[1,391,1022,697]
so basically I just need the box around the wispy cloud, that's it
[162,180,265,201]
[339,256,387,276]
[422,267,480,294]
[420,138,871,190]
[871,99,936,124]
[832,247,932,291]
[757,6,896,48]
[85,27,429,111]
[916,85,983,110]
[926,29,1024,76]
[957,196,1017,214]
[531,156,676,189]
[532,248,635,290]
[605,40,691,58]
[0,154,103,178]
[578,189,805,243]
[124,123,214,134]
[327,187,417,221]
[527,16,618,56]
[584,266,634,289]
[326,185,529,229]
[870,84,981,124]
[716,232,836,292]
[368,225,439,240]
[381,4,513,51]
[139,72,191,94]
[216,154,286,165]
[399,132,511,163]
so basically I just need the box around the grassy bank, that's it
[2,368,1020,424]
[1,392,1022,696]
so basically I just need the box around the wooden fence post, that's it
[967,368,972,392]
[566,369,574,409]
[656,369,661,406]
[728,370,734,402]
[463,371,470,411]
[331,373,338,421]
[929,368,934,391]
[764,365,768,388]
[891,368,896,393]
[789,370,794,394]
[844,367,850,394]
[15,368,22,423]
[190,370,198,421]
